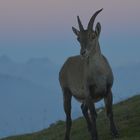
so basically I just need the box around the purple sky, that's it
[0,0,140,67]
[0,0,139,40]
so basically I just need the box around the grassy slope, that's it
[1,95,140,140]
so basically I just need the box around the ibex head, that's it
[72,8,103,58]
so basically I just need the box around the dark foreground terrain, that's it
[1,95,140,140]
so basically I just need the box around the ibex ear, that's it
[72,27,80,36]
[95,22,101,37]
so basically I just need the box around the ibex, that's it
[59,9,118,140]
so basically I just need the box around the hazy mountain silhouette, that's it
[0,55,139,138]
[0,55,58,87]
[0,73,63,138]
[0,56,62,138]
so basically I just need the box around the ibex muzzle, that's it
[59,8,118,140]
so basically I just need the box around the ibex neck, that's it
[85,42,101,67]
[90,41,101,56]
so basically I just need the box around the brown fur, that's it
[59,9,118,140]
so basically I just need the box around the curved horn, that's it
[87,8,103,31]
[77,16,84,31]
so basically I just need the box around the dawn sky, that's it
[0,0,140,67]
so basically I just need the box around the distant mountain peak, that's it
[27,57,53,66]
[0,54,13,64]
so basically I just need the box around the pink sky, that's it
[0,0,139,41]
[0,0,139,66]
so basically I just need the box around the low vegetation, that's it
[1,95,140,140]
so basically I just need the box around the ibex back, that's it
[59,9,118,140]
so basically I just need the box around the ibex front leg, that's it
[104,89,119,138]
[63,89,72,140]
[85,96,98,140]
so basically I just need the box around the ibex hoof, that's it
[91,137,98,140]
[87,125,92,132]
[111,130,119,138]
[64,138,70,140]
[64,135,70,140]
[91,134,98,140]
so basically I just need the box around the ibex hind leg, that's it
[81,103,92,132]
[104,89,119,138]
[81,103,97,131]
[63,88,72,140]
[85,97,98,140]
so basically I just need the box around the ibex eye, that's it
[77,37,80,41]
[91,34,95,39]
[89,34,95,40]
